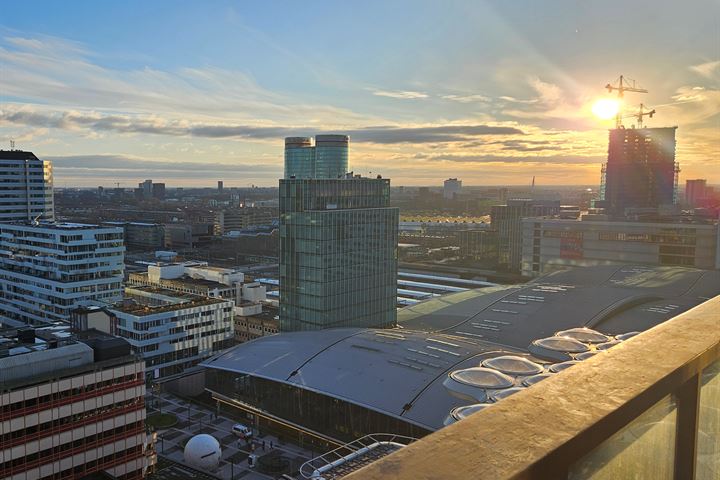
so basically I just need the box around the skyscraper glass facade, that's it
[284,137,315,179]
[283,135,349,179]
[279,178,398,331]
[315,135,349,179]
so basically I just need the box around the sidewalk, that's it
[148,390,314,479]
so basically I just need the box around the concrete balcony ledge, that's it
[346,296,720,480]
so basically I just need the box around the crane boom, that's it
[604,75,650,127]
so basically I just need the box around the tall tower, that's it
[599,127,679,215]
[0,150,54,222]
[283,135,348,179]
[279,135,398,331]
[314,134,349,179]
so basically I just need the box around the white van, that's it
[232,423,253,438]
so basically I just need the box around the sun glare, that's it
[592,98,620,120]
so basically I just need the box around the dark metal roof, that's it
[202,265,720,431]
[0,150,40,160]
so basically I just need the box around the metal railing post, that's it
[674,373,701,480]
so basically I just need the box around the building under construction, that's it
[598,126,680,215]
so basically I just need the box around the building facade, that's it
[457,229,498,262]
[0,222,125,325]
[0,150,54,223]
[214,207,275,235]
[279,176,399,331]
[491,199,560,272]
[102,221,165,250]
[284,135,348,179]
[0,329,154,479]
[105,287,235,379]
[599,127,680,215]
[521,218,720,276]
[443,178,462,200]
[686,179,707,207]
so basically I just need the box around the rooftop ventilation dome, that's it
[616,331,640,341]
[575,351,601,361]
[452,403,491,421]
[597,340,622,350]
[534,336,589,353]
[488,387,526,403]
[522,372,554,387]
[443,367,515,403]
[482,355,544,376]
[556,328,609,344]
[549,360,580,373]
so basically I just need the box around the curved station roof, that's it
[203,265,720,431]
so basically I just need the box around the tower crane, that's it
[605,75,649,128]
[621,103,656,129]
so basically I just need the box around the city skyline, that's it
[0,0,718,187]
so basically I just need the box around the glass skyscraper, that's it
[284,135,348,180]
[279,176,399,331]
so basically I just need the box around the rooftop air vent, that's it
[482,355,544,376]
[556,328,609,344]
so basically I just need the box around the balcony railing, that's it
[346,295,720,480]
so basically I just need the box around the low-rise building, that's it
[163,223,214,250]
[234,304,279,343]
[81,287,235,379]
[0,326,155,479]
[214,207,275,235]
[102,221,165,250]
[521,217,720,276]
[0,222,125,325]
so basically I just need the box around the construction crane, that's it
[621,103,656,129]
[605,75,649,128]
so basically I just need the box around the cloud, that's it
[48,154,279,179]
[0,107,524,144]
[371,89,429,99]
[441,94,491,103]
[410,153,603,165]
[498,96,538,104]
[689,60,720,79]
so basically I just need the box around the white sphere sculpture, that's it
[184,434,222,470]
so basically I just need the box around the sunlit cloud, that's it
[370,89,429,99]
[689,60,720,79]
[441,94,492,103]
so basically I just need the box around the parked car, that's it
[232,423,253,438]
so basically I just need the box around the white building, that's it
[103,286,235,379]
[0,328,155,479]
[128,261,266,306]
[0,150,54,222]
[0,222,125,325]
[443,178,462,200]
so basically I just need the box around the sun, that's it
[592,98,620,120]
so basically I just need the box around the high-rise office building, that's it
[283,135,349,179]
[0,222,125,324]
[0,150,54,222]
[443,178,462,200]
[218,180,224,192]
[599,127,680,215]
[686,179,707,207]
[279,175,399,331]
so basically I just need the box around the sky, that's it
[0,0,717,187]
